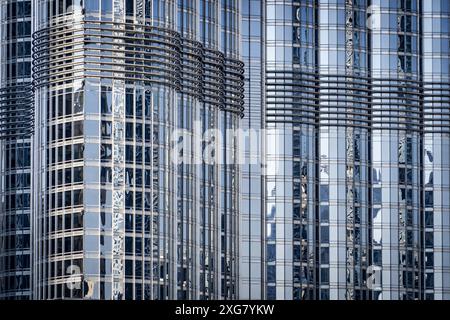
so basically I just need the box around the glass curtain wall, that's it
[265,0,449,301]
[32,0,243,300]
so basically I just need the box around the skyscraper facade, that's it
[0,0,449,302]
[266,0,449,300]
[0,0,33,300]
[30,0,243,300]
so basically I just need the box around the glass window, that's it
[425,273,434,289]
[102,121,112,138]
[373,188,382,204]
[425,212,434,228]
[101,86,112,114]
[320,185,329,202]
[320,206,329,222]
[125,237,133,254]
[425,252,434,268]
[425,191,434,208]
[320,226,329,243]
[320,247,329,264]
[267,244,276,262]
[101,144,112,160]
[267,265,276,282]
[320,289,329,300]
[425,232,434,248]
[320,268,329,284]
[73,121,83,137]
[73,144,84,160]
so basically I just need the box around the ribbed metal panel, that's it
[0,84,34,139]
[32,19,245,116]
